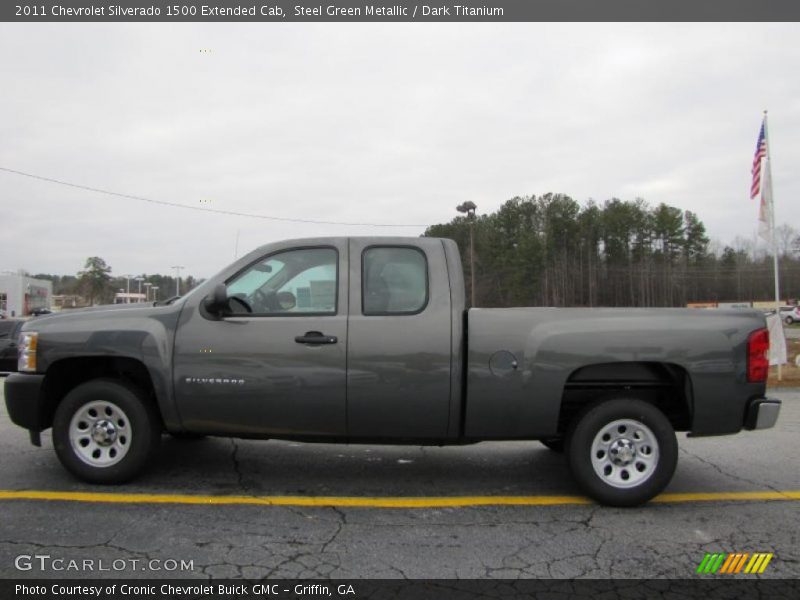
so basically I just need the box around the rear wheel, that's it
[53,379,161,483]
[566,398,677,507]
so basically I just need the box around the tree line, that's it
[31,193,800,310]
[425,193,800,308]
[34,257,201,306]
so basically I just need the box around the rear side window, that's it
[362,247,428,315]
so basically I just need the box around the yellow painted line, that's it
[652,490,800,503]
[0,490,591,508]
[0,489,798,508]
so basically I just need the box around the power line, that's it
[0,166,429,228]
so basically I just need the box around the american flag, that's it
[751,119,767,199]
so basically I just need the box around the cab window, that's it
[362,247,428,315]
[226,247,337,315]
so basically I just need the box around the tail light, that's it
[747,328,769,383]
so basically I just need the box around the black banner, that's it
[3,0,800,23]
[3,579,800,600]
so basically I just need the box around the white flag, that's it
[765,312,787,366]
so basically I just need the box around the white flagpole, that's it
[763,110,782,380]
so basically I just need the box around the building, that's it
[0,273,53,317]
[113,292,147,304]
[52,294,86,310]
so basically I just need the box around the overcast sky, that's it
[1,23,799,279]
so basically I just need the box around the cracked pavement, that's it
[0,384,797,580]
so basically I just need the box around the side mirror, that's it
[203,284,229,315]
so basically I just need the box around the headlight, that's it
[18,332,38,373]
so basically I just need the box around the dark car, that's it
[30,308,53,317]
[0,319,24,372]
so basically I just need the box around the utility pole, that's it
[470,219,475,306]
[456,201,478,307]
[135,277,144,302]
[762,111,782,381]
[171,266,185,296]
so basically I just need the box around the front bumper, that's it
[4,372,47,444]
[744,398,781,430]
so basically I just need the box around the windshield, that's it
[227,257,286,297]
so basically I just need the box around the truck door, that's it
[346,238,452,439]
[173,242,348,436]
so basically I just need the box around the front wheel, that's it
[53,379,161,483]
[566,398,678,507]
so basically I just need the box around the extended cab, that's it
[4,237,781,506]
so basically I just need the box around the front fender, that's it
[30,304,183,429]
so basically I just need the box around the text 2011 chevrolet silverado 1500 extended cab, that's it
[4,237,781,506]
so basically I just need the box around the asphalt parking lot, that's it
[0,383,797,580]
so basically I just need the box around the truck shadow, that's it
[145,435,585,497]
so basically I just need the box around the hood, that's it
[21,300,185,333]
[27,302,158,322]
[53,302,157,315]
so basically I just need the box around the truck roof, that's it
[249,236,445,253]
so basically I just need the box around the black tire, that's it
[566,398,678,507]
[52,379,161,484]
[785,316,793,325]
[540,438,565,452]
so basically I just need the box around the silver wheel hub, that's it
[591,418,659,489]
[91,420,118,446]
[609,438,635,465]
[69,400,132,468]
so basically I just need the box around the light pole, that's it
[171,266,185,296]
[143,282,152,302]
[456,201,477,307]
[135,277,144,302]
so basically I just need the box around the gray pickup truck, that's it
[4,237,781,506]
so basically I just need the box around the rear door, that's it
[346,238,453,439]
